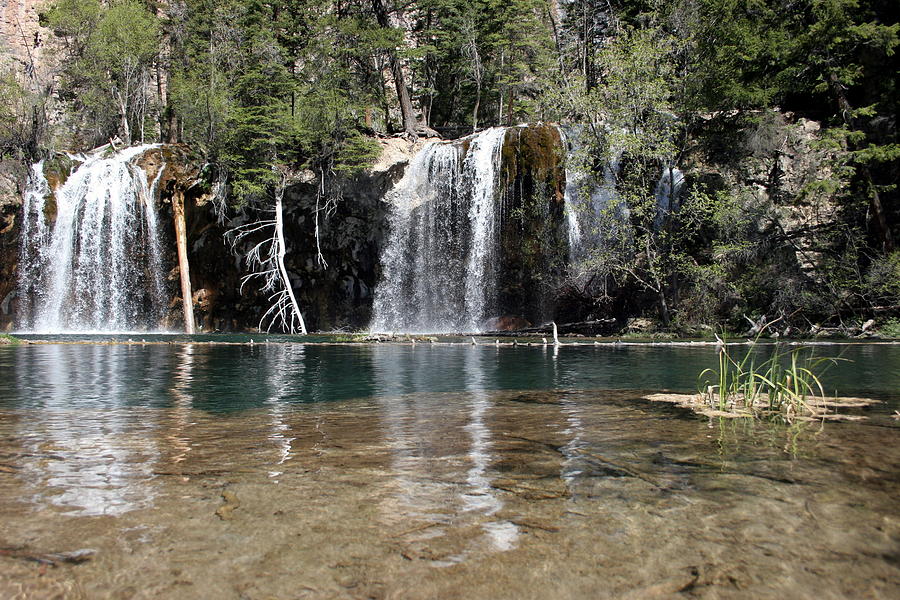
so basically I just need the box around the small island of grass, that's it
[0,333,22,345]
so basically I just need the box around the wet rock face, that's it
[275,173,390,331]
[496,125,568,327]
[164,160,393,333]
[0,160,26,330]
[136,144,205,195]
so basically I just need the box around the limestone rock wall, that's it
[686,111,847,281]
[1,0,50,76]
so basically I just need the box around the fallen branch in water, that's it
[0,546,96,566]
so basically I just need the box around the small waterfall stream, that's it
[560,127,627,261]
[18,145,167,332]
[654,166,685,227]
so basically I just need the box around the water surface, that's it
[1,342,898,598]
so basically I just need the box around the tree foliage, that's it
[44,0,159,145]
[30,0,900,330]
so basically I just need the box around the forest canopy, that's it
[6,0,899,331]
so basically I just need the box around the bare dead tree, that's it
[228,168,308,334]
[461,18,483,132]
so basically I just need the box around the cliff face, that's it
[671,110,855,328]
[1,0,51,76]
[0,159,26,330]
[0,117,858,334]
[182,164,393,333]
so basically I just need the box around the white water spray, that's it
[18,145,167,332]
[371,128,507,333]
[654,166,684,227]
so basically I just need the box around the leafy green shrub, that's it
[878,319,900,339]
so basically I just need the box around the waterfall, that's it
[371,127,507,333]
[654,166,684,227]
[17,161,51,325]
[560,127,626,261]
[18,145,167,332]
[373,125,632,334]
[462,127,507,330]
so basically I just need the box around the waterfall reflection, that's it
[161,343,306,477]
[374,345,517,562]
[558,392,588,496]
[262,344,304,478]
[461,347,519,552]
[15,345,161,516]
[374,345,449,522]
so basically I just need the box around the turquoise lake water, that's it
[1,339,898,598]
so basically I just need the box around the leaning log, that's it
[172,190,195,334]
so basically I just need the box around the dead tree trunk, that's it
[371,0,417,137]
[172,190,195,333]
[274,183,307,334]
[229,171,308,335]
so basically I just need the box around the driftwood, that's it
[483,319,618,337]
[0,546,95,566]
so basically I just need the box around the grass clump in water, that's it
[0,333,22,345]
[698,323,845,421]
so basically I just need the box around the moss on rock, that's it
[501,125,564,194]
[495,125,568,325]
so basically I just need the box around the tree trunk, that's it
[274,186,307,334]
[657,287,671,327]
[498,50,505,123]
[371,0,417,137]
[545,0,565,75]
[117,96,131,146]
[172,190,195,333]
[392,55,418,136]
[472,79,481,133]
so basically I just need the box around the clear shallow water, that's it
[1,341,898,598]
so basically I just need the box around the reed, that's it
[698,323,844,420]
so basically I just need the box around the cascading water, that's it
[18,145,168,332]
[654,166,684,227]
[371,127,508,333]
[560,126,627,261]
[462,127,507,330]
